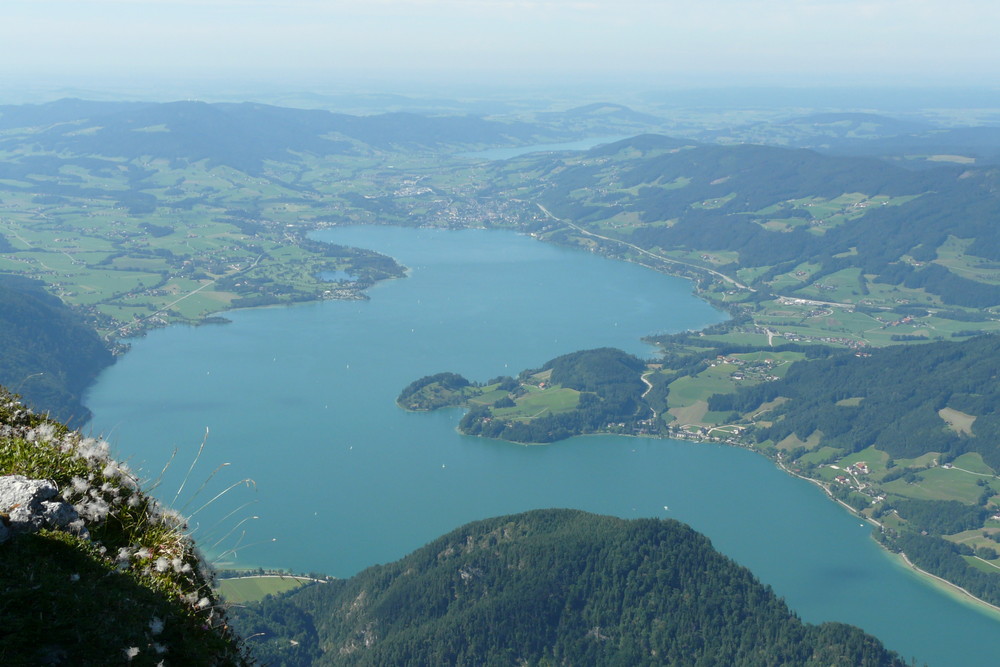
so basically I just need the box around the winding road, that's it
[536,204,754,291]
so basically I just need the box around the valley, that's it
[4,97,1000,664]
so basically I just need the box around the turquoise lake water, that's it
[85,226,1000,666]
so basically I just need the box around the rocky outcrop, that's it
[0,474,85,543]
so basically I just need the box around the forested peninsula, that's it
[398,348,651,443]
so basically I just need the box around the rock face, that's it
[0,474,83,542]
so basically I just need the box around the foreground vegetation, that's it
[230,509,905,666]
[0,388,246,664]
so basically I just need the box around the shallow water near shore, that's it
[86,226,1000,666]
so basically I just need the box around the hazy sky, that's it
[3,0,998,89]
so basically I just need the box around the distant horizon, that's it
[4,0,1000,106]
[2,76,1000,118]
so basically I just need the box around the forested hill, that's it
[230,509,905,667]
[501,134,1000,309]
[702,334,1000,608]
[0,275,113,425]
[711,334,1000,469]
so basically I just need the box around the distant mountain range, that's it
[697,111,1000,166]
[0,99,670,175]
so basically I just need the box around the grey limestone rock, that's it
[0,474,83,542]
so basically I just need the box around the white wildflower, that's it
[135,547,152,560]
[161,508,186,528]
[154,557,169,573]
[149,616,164,635]
[77,440,102,461]
[123,646,139,661]
[27,422,57,443]
[197,597,211,609]
[78,498,110,522]
[117,547,132,563]
[171,558,185,572]
[69,476,89,495]
[153,642,167,654]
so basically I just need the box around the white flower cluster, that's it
[2,390,243,664]
[2,401,218,621]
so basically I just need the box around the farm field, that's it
[217,575,322,603]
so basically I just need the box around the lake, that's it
[85,226,1000,666]
[459,135,631,160]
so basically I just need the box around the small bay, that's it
[85,226,1000,666]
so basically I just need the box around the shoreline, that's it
[894,551,1000,619]
[756,437,1000,618]
[83,222,1000,620]
[452,417,1000,618]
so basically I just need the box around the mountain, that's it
[828,126,1000,166]
[712,334,1000,470]
[231,509,904,666]
[0,275,113,426]
[0,98,150,130]
[701,334,1000,606]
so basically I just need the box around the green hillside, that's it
[0,275,113,425]
[231,509,904,667]
[703,334,1000,605]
